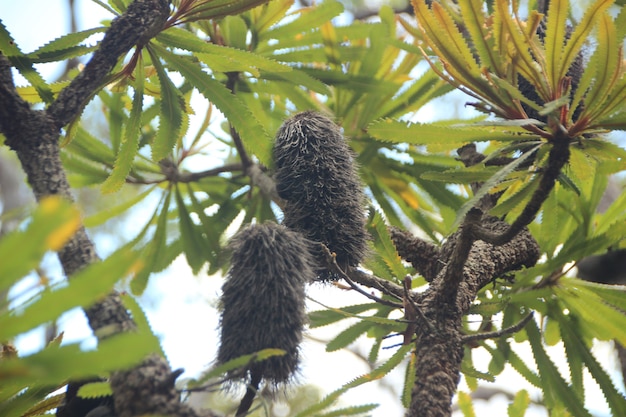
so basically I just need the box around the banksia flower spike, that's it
[217,222,313,389]
[273,111,369,279]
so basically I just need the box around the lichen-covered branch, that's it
[405,216,540,417]
[47,0,170,129]
[390,227,441,282]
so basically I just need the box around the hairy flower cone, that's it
[217,222,313,384]
[274,111,368,279]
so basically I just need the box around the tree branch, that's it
[390,227,441,282]
[47,0,170,129]
[0,1,213,416]
[472,136,570,245]
[319,245,403,309]
[348,268,406,302]
[406,216,540,417]
[461,313,534,344]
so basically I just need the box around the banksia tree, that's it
[274,111,369,278]
[217,222,314,416]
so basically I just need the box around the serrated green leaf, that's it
[507,347,541,387]
[155,45,273,165]
[260,0,344,43]
[543,316,561,346]
[578,13,619,123]
[308,303,378,328]
[491,174,540,219]
[317,404,379,417]
[468,299,508,316]
[457,0,502,73]
[368,119,535,148]
[421,165,500,183]
[0,197,80,294]
[0,332,156,398]
[220,15,248,50]
[402,350,416,408]
[294,344,411,417]
[260,67,330,95]
[507,390,531,417]
[526,319,591,416]
[153,238,185,273]
[175,186,209,274]
[487,342,506,375]
[120,293,165,357]
[65,126,116,166]
[62,153,110,187]
[557,314,626,416]
[493,1,545,98]
[383,75,453,122]
[199,349,286,382]
[413,0,486,97]
[302,68,398,95]
[26,27,103,63]
[559,315,585,399]
[148,47,185,161]
[460,359,495,382]
[102,55,145,193]
[251,0,293,33]
[556,283,626,345]
[156,27,291,74]
[544,0,569,90]
[0,247,142,342]
[326,321,374,352]
[0,20,54,103]
[11,392,64,417]
[16,81,69,103]
[562,0,614,105]
[572,280,626,312]
[173,0,270,23]
[538,96,571,117]
[76,381,112,399]
[543,233,618,275]
[366,210,408,282]
[454,143,543,229]
[84,186,156,228]
[130,191,171,295]
[457,391,476,417]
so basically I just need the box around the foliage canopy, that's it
[1,0,626,416]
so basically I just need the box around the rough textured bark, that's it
[402,218,539,417]
[0,1,212,416]
[392,139,546,417]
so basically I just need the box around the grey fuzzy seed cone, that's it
[217,222,313,385]
[273,111,369,279]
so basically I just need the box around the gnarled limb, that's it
[405,217,540,417]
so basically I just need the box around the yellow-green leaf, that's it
[102,53,145,192]
[148,46,185,162]
[544,0,569,91]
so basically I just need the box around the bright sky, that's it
[1,1,623,416]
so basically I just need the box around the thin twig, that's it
[347,269,405,302]
[177,163,244,182]
[319,244,403,309]
[461,313,534,344]
[225,72,252,169]
[235,369,261,417]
